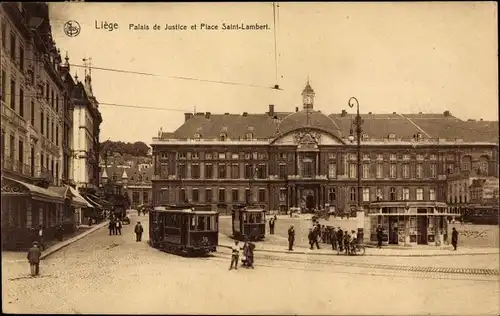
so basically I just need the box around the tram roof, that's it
[152,206,218,215]
[234,208,265,212]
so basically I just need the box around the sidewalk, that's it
[218,233,499,257]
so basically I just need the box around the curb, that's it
[40,221,108,260]
[218,244,499,257]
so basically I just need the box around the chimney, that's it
[295,106,299,112]
[443,110,451,117]
[368,112,372,114]
[392,112,396,114]
[184,113,193,122]
[268,104,275,117]
[224,112,229,115]
[341,109,347,117]
[205,112,211,119]
[480,118,483,121]
[242,112,248,117]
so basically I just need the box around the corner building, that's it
[151,82,499,225]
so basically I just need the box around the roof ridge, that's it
[398,113,432,138]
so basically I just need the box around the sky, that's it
[48,2,498,145]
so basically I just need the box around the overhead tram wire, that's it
[272,2,282,91]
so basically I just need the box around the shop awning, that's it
[69,186,93,208]
[84,195,102,209]
[88,194,111,209]
[1,176,64,203]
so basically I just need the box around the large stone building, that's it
[0,3,98,249]
[150,81,498,223]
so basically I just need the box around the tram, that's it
[149,204,219,256]
[231,205,266,241]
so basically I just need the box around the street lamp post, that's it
[249,166,258,206]
[348,97,364,245]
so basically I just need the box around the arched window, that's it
[390,187,396,201]
[461,156,472,171]
[478,156,489,175]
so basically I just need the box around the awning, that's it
[1,176,64,203]
[69,186,93,208]
[88,194,111,208]
[84,195,102,209]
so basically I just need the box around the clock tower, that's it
[302,79,315,110]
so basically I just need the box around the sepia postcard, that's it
[1,2,499,315]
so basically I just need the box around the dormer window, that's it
[246,132,253,140]
[388,133,396,140]
[194,132,201,139]
[219,132,227,141]
[178,153,186,159]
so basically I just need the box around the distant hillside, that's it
[100,140,150,157]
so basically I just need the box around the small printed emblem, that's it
[64,20,81,37]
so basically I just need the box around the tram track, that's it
[211,251,500,277]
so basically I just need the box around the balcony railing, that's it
[1,103,26,128]
[34,166,54,182]
[2,157,34,177]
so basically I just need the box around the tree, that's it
[99,140,150,157]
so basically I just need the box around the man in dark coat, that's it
[337,227,344,252]
[376,224,384,249]
[269,218,275,235]
[134,221,144,242]
[311,226,320,249]
[116,220,122,235]
[27,242,42,276]
[330,227,337,250]
[451,227,459,250]
[288,225,295,251]
[109,219,115,236]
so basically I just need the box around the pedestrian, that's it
[229,240,241,271]
[343,231,350,255]
[116,220,122,235]
[308,228,315,250]
[27,241,42,277]
[288,225,295,251]
[56,223,64,241]
[246,241,255,268]
[38,225,45,250]
[138,208,141,217]
[311,227,320,250]
[109,219,115,236]
[134,221,144,242]
[451,227,459,251]
[330,227,337,250]
[269,217,275,235]
[337,227,344,252]
[376,224,384,249]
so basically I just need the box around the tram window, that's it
[256,213,262,223]
[206,216,212,230]
[198,216,206,231]
[190,216,196,230]
[243,213,247,223]
[249,214,255,224]
[215,216,219,230]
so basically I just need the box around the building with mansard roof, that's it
[150,81,498,245]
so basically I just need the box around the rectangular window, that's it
[429,163,437,178]
[429,188,436,201]
[192,189,199,202]
[362,164,370,179]
[231,153,238,160]
[376,187,383,200]
[19,88,24,117]
[178,163,187,178]
[303,160,313,178]
[1,70,6,102]
[363,188,370,202]
[205,163,213,179]
[46,82,49,101]
[279,164,287,179]
[1,21,6,48]
[258,189,266,202]
[51,122,54,142]
[45,116,48,137]
[55,95,59,113]
[257,164,266,179]
[279,188,286,202]
[350,187,356,202]
[160,163,169,178]
[245,188,251,203]
[10,32,16,59]
[19,46,24,71]
[390,164,397,178]
[218,188,226,202]
[376,163,383,179]
[191,164,200,179]
[416,188,424,201]
[55,126,59,146]
[328,188,336,202]
[51,90,54,108]
[205,189,212,202]
[231,164,239,179]
[205,153,212,160]
[349,163,356,178]
[232,189,239,202]
[30,101,35,126]
[218,163,226,179]
[402,164,409,178]
[245,164,253,178]
[18,139,23,164]
[180,189,186,202]
[40,112,44,135]
[328,163,336,178]
[403,188,410,200]
[10,79,15,110]
[416,163,423,179]
[218,153,226,160]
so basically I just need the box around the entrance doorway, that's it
[388,217,399,244]
[417,216,428,244]
[305,194,314,210]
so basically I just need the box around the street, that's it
[2,214,499,315]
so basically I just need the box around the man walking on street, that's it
[109,218,115,236]
[288,225,295,251]
[376,224,384,248]
[337,227,344,252]
[27,241,42,277]
[330,227,337,250]
[116,220,122,235]
[229,240,241,271]
[135,221,144,242]
[451,227,459,251]
[269,217,275,235]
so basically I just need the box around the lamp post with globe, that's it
[348,97,364,245]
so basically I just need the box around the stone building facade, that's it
[150,82,498,216]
